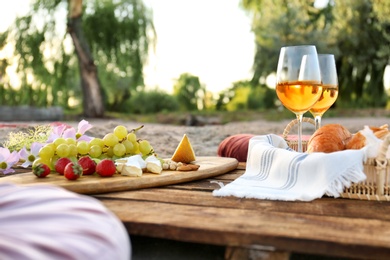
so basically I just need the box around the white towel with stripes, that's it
[213,134,367,201]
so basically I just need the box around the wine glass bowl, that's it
[275,45,322,152]
[309,54,339,130]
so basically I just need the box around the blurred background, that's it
[0,0,389,123]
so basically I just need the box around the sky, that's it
[143,0,255,94]
[0,0,255,95]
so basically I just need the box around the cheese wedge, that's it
[171,134,196,163]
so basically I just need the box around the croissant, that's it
[346,124,389,150]
[307,124,352,153]
[307,124,389,153]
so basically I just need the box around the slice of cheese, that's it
[171,134,196,163]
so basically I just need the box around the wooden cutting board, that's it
[0,156,238,195]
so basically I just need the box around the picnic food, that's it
[171,134,196,163]
[54,157,72,175]
[33,163,51,178]
[78,156,96,175]
[346,124,389,149]
[307,124,352,153]
[96,159,116,177]
[116,155,146,177]
[307,124,390,153]
[64,162,83,180]
[162,160,200,171]
[217,134,255,162]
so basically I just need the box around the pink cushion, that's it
[0,183,130,259]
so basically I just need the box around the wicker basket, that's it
[283,118,390,201]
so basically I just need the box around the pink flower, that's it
[47,123,70,143]
[18,142,44,168]
[47,120,93,143]
[0,147,20,174]
[63,119,93,141]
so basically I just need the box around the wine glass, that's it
[276,45,322,152]
[309,54,339,130]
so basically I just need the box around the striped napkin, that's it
[213,134,367,201]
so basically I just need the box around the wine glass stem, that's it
[296,114,303,153]
[314,115,322,131]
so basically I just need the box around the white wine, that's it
[276,80,322,114]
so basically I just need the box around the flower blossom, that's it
[0,147,20,174]
[18,142,44,168]
[63,119,93,141]
[46,123,69,143]
[47,120,93,143]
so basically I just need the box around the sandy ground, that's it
[1,116,389,158]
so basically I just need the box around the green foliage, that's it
[216,80,276,111]
[124,89,179,114]
[330,0,388,107]
[242,0,390,107]
[173,73,206,111]
[0,0,154,113]
[241,0,389,108]
[83,0,155,111]
[247,86,277,110]
[3,125,52,152]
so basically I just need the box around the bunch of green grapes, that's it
[103,125,154,158]
[36,125,155,169]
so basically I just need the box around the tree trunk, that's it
[67,0,104,118]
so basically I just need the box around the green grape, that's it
[139,140,152,155]
[50,155,59,170]
[113,143,126,157]
[106,146,114,158]
[32,157,51,168]
[68,144,78,157]
[132,141,140,154]
[77,140,90,155]
[66,138,77,145]
[39,144,55,160]
[122,139,135,154]
[90,137,104,148]
[53,137,66,147]
[89,144,103,158]
[98,153,109,159]
[127,132,137,143]
[103,133,119,147]
[56,143,70,158]
[114,125,128,140]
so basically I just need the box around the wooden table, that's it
[93,164,390,260]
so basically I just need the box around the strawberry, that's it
[78,156,96,175]
[33,163,51,178]
[64,162,83,180]
[96,159,116,177]
[54,157,72,175]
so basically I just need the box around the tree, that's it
[330,0,389,107]
[173,73,206,111]
[68,0,103,117]
[241,0,389,107]
[0,0,155,117]
[241,0,334,85]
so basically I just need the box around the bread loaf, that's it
[307,124,352,153]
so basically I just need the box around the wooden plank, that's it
[94,188,390,221]
[98,198,390,259]
[0,157,238,194]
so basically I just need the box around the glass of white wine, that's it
[276,45,323,152]
[309,54,339,130]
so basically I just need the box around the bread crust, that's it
[307,124,352,153]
